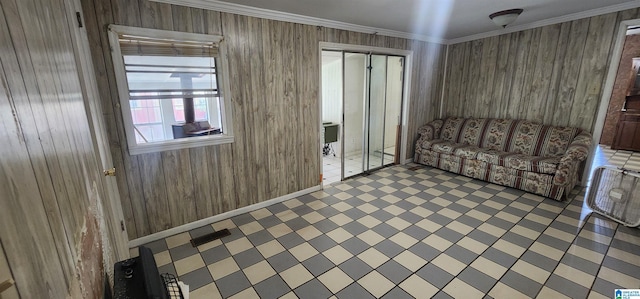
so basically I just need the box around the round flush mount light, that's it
[489,9,524,28]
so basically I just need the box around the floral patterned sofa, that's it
[414,117,592,201]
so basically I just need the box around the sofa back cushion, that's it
[441,117,580,157]
[480,119,518,151]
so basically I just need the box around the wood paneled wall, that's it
[81,0,446,239]
[443,9,640,132]
[0,0,126,297]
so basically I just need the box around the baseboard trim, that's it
[129,185,322,248]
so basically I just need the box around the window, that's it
[108,25,233,155]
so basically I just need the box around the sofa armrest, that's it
[553,130,592,185]
[417,119,443,141]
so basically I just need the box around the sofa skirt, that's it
[415,150,567,201]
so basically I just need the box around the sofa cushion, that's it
[480,119,518,152]
[456,118,489,146]
[440,117,466,141]
[476,150,560,174]
[505,120,580,157]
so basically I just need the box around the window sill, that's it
[128,134,234,155]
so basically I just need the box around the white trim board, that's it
[129,185,321,248]
[151,0,640,45]
[151,0,444,44]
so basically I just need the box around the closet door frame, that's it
[318,42,413,182]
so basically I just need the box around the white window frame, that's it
[108,25,234,155]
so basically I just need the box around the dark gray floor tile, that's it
[233,247,263,269]
[189,225,215,239]
[434,227,464,243]
[403,225,430,240]
[420,202,444,213]
[445,202,471,214]
[609,238,640,253]
[367,189,388,198]
[220,227,245,242]
[369,199,392,209]
[375,239,406,259]
[482,247,517,269]
[345,197,367,208]
[520,251,558,272]
[427,213,454,226]
[381,287,414,299]
[543,274,589,299]
[294,279,333,299]
[602,256,640,278]
[538,234,572,252]
[591,277,623,297]
[158,263,177,277]
[372,223,399,238]
[246,230,275,246]
[376,260,412,284]
[267,251,298,273]
[416,263,454,288]
[342,221,369,236]
[528,208,558,221]
[489,196,512,206]
[302,254,335,276]
[292,204,314,216]
[169,243,199,261]
[456,215,483,228]
[342,208,367,221]
[549,221,580,236]
[517,219,548,233]
[397,211,424,224]
[464,194,489,204]
[341,237,370,255]
[408,242,441,262]
[395,200,417,211]
[297,194,318,204]
[254,273,291,299]
[582,222,617,237]
[501,232,535,249]
[314,217,341,234]
[474,204,500,216]
[432,291,455,299]
[559,254,600,275]
[285,217,311,231]
[308,235,338,252]
[257,215,281,229]
[443,244,477,264]
[232,213,257,227]
[179,267,213,291]
[201,244,231,265]
[278,232,306,249]
[457,267,497,293]
[370,209,395,222]
[467,229,499,246]
[345,188,365,197]
[336,283,375,299]
[339,257,373,280]
[143,239,168,254]
[316,206,341,218]
[486,217,515,231]
[500,270,542,298]
[216,271,252,298]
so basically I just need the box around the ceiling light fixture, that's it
[489,9,523,28]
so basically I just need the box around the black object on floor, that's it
[191,228,231,247]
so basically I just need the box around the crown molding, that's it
[150,0,446,44]
[151,0,640,45]
[447,1,640,44]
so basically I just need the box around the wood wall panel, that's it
[0,0,127,297]
[82,0,445,239]
[443,9,640,132]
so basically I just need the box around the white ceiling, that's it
[203,0,640,42]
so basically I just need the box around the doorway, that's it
[321,46,408,184]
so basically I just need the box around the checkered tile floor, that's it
[131,158,640,299]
